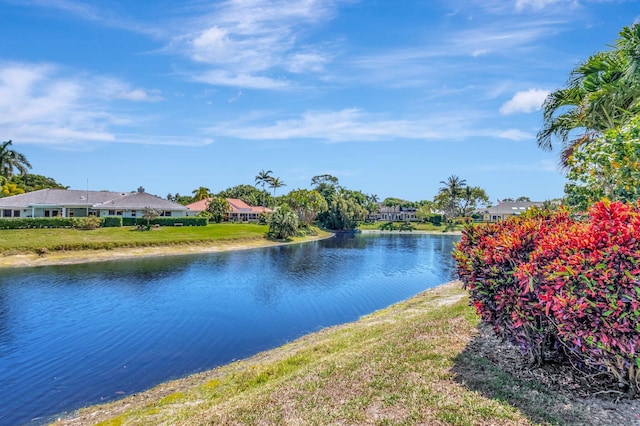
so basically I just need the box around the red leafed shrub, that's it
[522,201,640,394]
[454,208,570,364]
[455,201,640,396]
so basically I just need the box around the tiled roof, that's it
[94,192,188,210]
[0,189,126,208]
[186,197,272,213]
[185,199,209,211]
[0,189,187,210]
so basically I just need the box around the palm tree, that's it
[437,175,467,218]
[255,169,273,206]
[0,140,32,179]
[191,186,212,202]
[269,177,286,197]
[537,24,640,166]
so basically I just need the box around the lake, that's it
[0,232,460,425]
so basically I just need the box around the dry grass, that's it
[52,282,561,426]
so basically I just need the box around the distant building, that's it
[186,198,272,222]
[367,202,417,222]
[476,201,544,222]
[0,188,189,218]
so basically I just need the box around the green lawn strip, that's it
[58,282,571,426]
[0,223,272,254]
[358,222,466,232]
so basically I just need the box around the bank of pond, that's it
[0,232,459,425]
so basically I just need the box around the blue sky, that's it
[1,0,637,202]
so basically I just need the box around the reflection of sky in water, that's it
[0,233,460,426]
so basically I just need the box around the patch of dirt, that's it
[455,323,640,425]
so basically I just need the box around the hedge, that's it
[0,217,78,229]
[454,201,640,396]
[102,216,123,227]
[121,217,208,226]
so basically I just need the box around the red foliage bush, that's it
[455,201,640,395]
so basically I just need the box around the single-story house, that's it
[477,201,544,222]
[186,198,272,222]
[0,188,189,219]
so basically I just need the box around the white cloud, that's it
[192,70,290,90]
[0,62,175,146]
[496,128,534,140]
[514,0,577,12]
[205,108,536,143]
[499,88,549,114]
[116,89,163,102]
[168,0,339,89]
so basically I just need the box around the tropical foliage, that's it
[1,182,25,197]
[268,176,286,196]
[9,174,67,194]
[284,189,328,226]
[454,201,640,396]
[268,204,299,240]
[166,193,195,205]
[537,23,640,165]
[206,196,230,223]
[0,140,31,179]
[310,175,370,230]
[192,186,212,201]
[255,169,273,206]
[565,115,640,210]
[433,175,489,218]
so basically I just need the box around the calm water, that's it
[0,233,460,425]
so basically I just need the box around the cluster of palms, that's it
[434,175,489,219]
[538,23,640,166]
[254,170,286,205]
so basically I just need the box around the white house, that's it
[0,188,189,219]
[477,201,544,222]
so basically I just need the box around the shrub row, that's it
[454,201,640,396]
[0,216,208,229]
[121,217,207,226]
[0,217,78,229]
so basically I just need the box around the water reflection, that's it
[0,233,459,426]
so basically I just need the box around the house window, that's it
[3,209,11,217]
[69,210,75,217]
[13,210,19,217]
[44,210,50,217]
[108,210,116,215]
[131,211,136,217]
[160,211,171,217]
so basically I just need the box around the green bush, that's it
[379,221,396,231]
[0,217,77,229]
[427,214,443,226]
[102,216,123,227]
[122,217,207,226]
[74,216,102,230]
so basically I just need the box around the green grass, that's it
[358,221,466,232]
[55,282,594,426]
[0,223,271,254]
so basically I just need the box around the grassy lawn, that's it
[54,282,596,426]
[358,221,466,232]
[0,223,271,254]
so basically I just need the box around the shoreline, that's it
[358,229,462,235]
[0,233,335,269]
[53,280,466,425]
